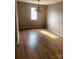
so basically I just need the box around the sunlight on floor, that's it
[40,30,59,39]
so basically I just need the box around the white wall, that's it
[47,2,63,37]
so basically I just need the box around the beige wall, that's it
[17,2,47,29]
[47,2,63,37]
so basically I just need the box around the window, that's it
[31,7,37,20]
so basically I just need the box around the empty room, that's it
[15,0,63,59]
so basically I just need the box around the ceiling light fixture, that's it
[36,0,41,12]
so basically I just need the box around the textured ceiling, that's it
[16,0,63,5]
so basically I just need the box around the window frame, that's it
[31,7,37,20]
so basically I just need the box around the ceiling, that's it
[16,0,63,5]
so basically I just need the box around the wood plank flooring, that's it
[16,29,63,59]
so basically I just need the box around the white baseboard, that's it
[52,30,63,37]
[47,28,63,37]
[19,26,45,29]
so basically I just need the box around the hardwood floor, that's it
[16,29,63,59]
